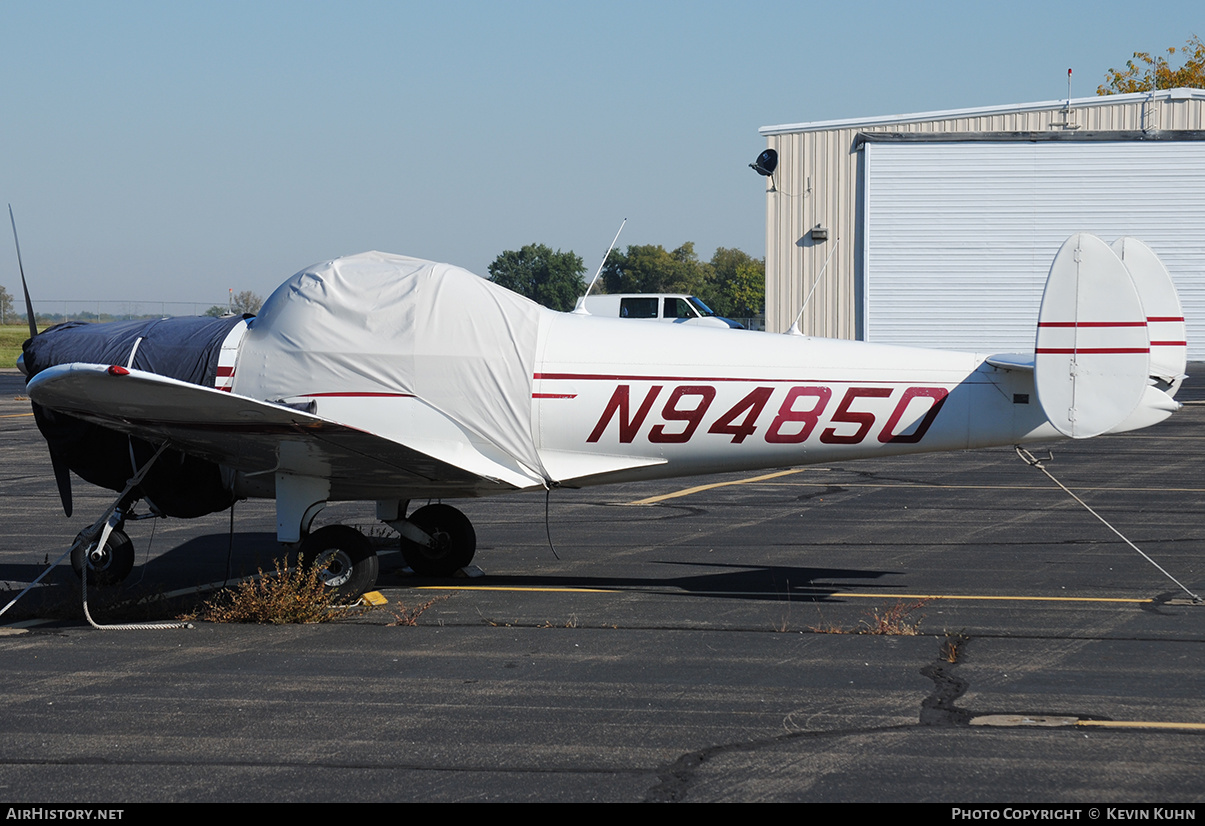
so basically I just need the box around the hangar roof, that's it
[760,87,1205,136]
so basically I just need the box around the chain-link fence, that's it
[11,300,222,325]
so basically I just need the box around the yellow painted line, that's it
[763,482,1205,493]
[627,468,807,505]
[627,470,1205,504]
[1077,719,1205,731]
[416,585,618,593]
[0,412,33,418]
[409,586,1151,604]
[830,592,1152,604]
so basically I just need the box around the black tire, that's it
[401,503,476,577]
[298,525,379,601]
[71,528,135,586]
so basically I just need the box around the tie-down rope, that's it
[1015,445,1201,604]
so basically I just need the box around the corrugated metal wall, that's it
[862,140,1205,355]
[761,89,1205,339]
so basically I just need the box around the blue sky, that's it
[1,1,1201,305]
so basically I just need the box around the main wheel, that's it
[71,528,135,586]
[298,525,379,601]
[401,503,476,577]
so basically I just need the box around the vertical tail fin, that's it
[1111,237,1187,396]
[1034,233,1150,439]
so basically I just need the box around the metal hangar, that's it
[759,88,1205,358]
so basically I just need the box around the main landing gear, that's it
[396,503,477,577]
[286,498,478,600]
[298,524,379,601]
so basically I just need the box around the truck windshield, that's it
[688,297,716,317]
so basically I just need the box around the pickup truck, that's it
[580,294,744,329]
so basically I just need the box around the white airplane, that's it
[20,232,1186,598]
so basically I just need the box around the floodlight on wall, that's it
[749,149,778,176]
[811,224,829,242]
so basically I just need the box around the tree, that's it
[602,242,713,296]
[706,248,765,319]
[487,244,586,312]
[0,284,12,326]
[1098,34,1205,94]
[204,305,228,318]
[599,243,765,319]
[231,290,263,314]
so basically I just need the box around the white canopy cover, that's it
[234,252,548,484]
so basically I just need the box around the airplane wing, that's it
[26,363,528,500]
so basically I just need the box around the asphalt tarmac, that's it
[1,370,1204,803]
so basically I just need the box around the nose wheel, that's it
[71,527,135,586]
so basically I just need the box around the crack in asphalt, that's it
[644,633,973,802]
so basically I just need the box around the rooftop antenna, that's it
[1052,68,1081,130]
[573,218,626,314]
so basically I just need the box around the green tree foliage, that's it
[601,243,765,318]
[1098,34,1205,94]
[487,243,586,312]
[706,247,765,318]
[203,305,228,318]
[0,284,12,325]
[602,242,712,296]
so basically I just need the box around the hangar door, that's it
[861,139,1205,358]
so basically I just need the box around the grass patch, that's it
[810,599,929,636]
[0,324,35,370]
[190,556,365,624]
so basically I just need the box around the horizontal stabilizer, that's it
[984,353,1034,372]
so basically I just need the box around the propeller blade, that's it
[51,455,73,517]
[8,205,37,340]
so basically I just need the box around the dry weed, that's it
[809,599,929,636]
[388,593,452,626]
[192,556,362,624]
[941,632,968,663]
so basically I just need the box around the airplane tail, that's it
[1033,233,1185,439]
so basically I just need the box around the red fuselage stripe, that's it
[533,372,983,384]
[301,392,414,398]
[1037,321,1147,328]
[1035,347,1149,354]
